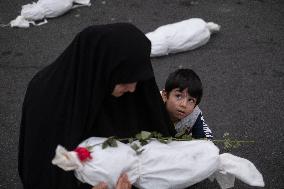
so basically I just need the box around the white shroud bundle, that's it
[8,0,91,28]
[52,137,264,189]
[146,18,220,57]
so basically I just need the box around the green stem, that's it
[116,138,130,141]
[213,140,255,143]
[117,137,255,143]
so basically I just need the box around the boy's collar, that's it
[175,106,201,133]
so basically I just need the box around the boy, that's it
[161,68,213,139]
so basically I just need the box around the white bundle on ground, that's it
[8,0,91,28]
[52,137,264,189]
[146,18,220,57]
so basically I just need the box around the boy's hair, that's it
[165,69,203,105]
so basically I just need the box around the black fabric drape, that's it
[19,23,175,189]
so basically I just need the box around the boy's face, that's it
[162,88,197,122]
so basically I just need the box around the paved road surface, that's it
[0,0,283,188]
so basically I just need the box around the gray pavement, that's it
[0,0,283,188]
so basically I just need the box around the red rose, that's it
[74,147,92,162]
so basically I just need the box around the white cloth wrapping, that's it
[146,18,220,57]
[52,137,264,189]
[9,0,91,28]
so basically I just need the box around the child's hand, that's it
[92,182,108,189]
[116,173,131,189]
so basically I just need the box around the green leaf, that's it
[141,131,151,140]
[128,138,134,143]
[131,143,140,151]
[136,149,144,155]
[158,139,167,144]
[181,134,192,140]
[135,133,142,140]
[102,137,118,148]
[167,137,173,144]
[232,140,241,149]
[109,139,118,147]
[86,146,92,151]
[175,131,185,138]
[140,139,148,146]
[151,131,162,138]
[102,141,109,149]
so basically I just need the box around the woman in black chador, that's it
[18,23,175,189]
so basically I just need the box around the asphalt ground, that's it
[0,0,283,188]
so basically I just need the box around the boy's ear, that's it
[161,89,168,103]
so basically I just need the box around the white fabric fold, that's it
[209,171,236,189]
[10,16,34,28]
[146,18,221,57]
[136,140,219,189]
[216,153,265,187]
[51,145,82,171]
[9,0,91,28]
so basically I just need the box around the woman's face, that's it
[112,82,137,97]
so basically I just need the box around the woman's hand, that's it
[92,173,131,189]
[92,182,108,189]
[116,173,132,189]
